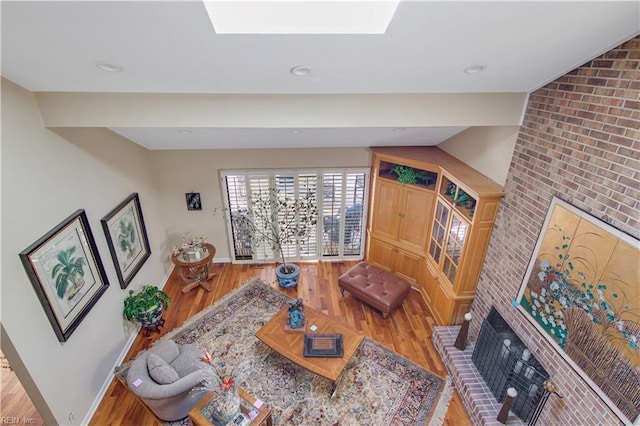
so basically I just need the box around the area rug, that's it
[117,277,451,425]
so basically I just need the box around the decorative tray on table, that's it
[303,333,344,357]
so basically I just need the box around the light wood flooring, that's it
[0,351,45,425]
[83,260,471,425]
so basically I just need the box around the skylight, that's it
[203,1,400,35]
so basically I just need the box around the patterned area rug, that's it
[118,278,450,425]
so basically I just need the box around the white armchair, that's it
[126,339,211,422]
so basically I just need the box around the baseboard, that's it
[158,263,175,291]
[81,264,175,425]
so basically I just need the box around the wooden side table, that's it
[189,388,272,426]
[171,243,216,293]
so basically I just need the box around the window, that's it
[321,171,367,257]
[221,168,368,263]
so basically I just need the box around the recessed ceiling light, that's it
[291,129,303,134]
[463,65,486,75]
[290,65,313,76]
[178,129,193,134]
[95,61,123,73]
[203,1,400,34]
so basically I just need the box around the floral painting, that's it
[516,197,639,424]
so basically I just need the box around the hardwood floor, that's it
[90,261,472,425]
[0,352,45,426]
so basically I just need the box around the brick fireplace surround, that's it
[433,326,526,426]
[438,37,639,425]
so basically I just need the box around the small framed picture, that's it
[20,209,110,342]
[186,192,202,211]
[101,193,151,289]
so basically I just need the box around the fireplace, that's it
[472,307,549,422]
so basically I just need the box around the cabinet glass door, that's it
[442,213,468,283]
[428,199,449,264]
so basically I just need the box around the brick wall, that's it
[470,36,639,425]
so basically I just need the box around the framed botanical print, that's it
[20,209,110,342]
[101,193,151,289]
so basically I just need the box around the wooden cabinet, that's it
[366,155,437,286]
[367,238,423,285]
[370,179,434,253]
[366,147,503,325]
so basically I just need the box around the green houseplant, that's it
[392,165,419,185]
[454,189,476,209]
[231,187,318,288]
[123,285,170,333]
[391,164,435,186]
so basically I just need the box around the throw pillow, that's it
[152,339,180,363]
[147,353,179,384]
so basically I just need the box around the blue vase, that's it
[275,263,300,288]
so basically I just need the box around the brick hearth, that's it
[433,326,525,426]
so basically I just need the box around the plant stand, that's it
[139,305,166,336]
[142,317,165,336]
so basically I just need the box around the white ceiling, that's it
[2,1,639,150]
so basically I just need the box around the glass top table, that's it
[170,243,216,293]
[189,388,272,426]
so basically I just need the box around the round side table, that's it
[171,243,216,293]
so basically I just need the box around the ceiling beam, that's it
[34,92,527,128]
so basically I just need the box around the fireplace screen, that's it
[472,307,549,422]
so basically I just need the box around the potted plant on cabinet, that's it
[123,285,170,335]
[391,164,435,186]
[231,187,318,288]
[454,189,476,210]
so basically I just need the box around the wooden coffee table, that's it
[255,306,364,397]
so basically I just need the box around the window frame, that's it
[220,167,369,263]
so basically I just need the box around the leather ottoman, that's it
[338,261,411,318]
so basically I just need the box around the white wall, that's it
[0,79,168,425]
[150,147,372,260]
[438,125,520,185]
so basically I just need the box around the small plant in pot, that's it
[391,165,435,186]
[231,187,318,288]
[123,285,170,335]
[454,189,476,210]
[392,165,419,185]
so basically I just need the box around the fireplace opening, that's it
[472,307,549,422]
